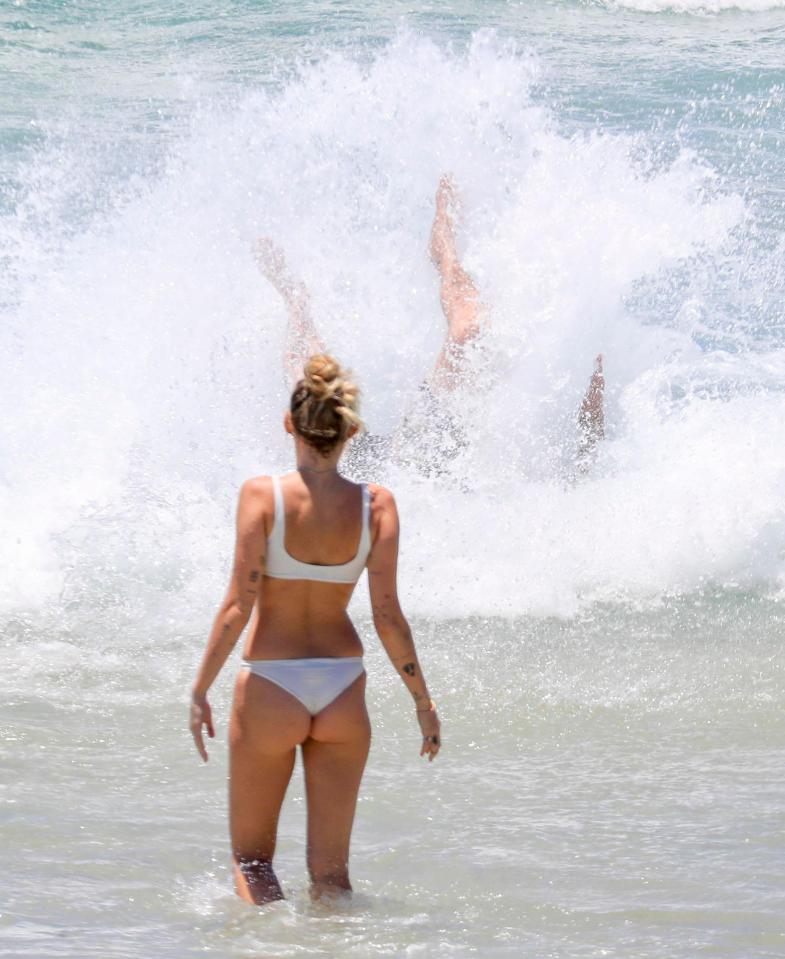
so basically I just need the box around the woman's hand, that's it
[417,702,441,761]
[190,693,215,762]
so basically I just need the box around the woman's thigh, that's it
[302,674,371,880]
[229,671,312,859]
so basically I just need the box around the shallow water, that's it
[4,599,785,957]
[2,1,785,956]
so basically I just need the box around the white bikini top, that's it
[265,475,372,584]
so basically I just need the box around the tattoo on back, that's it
[402,662,416,677]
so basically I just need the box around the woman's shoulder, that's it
[239,474,275,497]
[233,476,276,538]
[366,483,397,512]
[237,475,276,517]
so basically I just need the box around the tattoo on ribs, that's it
[402,662,416,677]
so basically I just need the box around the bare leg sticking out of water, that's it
[576,353,605,471]
[428,175,488,393]
[253,239,326,388]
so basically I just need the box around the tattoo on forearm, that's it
[402,662,416,677]
[249,570,260,583]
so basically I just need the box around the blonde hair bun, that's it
[303,354,342,398]
[290,354,364,456]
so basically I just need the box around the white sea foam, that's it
[595,0,785,13]
[2,29,783,619]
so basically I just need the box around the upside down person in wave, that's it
[254,175,606,475]
[428,174,606,474]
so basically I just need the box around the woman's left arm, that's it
[190,477,269,762]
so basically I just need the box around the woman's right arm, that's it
[190,477,269,762]
[366,486,441,760]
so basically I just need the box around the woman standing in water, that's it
[190,354,441,905]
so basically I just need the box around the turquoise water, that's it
[2,2,785,957]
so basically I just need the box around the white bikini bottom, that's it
[241,657,365,715]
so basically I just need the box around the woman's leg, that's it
[576,353,605,471]
[253,238,326,389]
[301,674,371,901]
[427,175,488,393]
[229,672,312,905]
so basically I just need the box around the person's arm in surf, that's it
[366,485,441,760]
[189,478,269,762]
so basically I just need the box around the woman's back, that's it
[244,471,371,660]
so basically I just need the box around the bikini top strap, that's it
[270,475,286,544]
[359,483,371,553]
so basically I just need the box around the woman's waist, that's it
[242,655,364,666]
[243,625,363,661]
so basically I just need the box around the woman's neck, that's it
[298,462,338,474]
[294,441,343,476]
